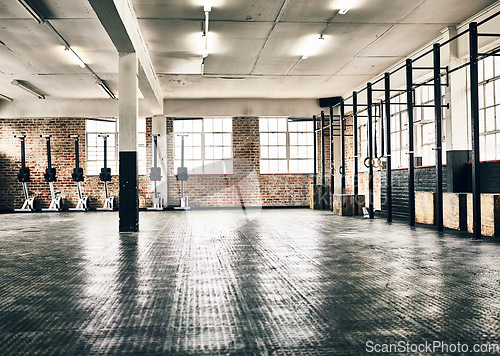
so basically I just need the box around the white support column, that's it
[119,51,139,232]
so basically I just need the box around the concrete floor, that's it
[0,209,499,355]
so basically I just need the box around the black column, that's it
[313,115,317,187]
[469,22,482,239]
[406,59,416,226]
[320,111,326,209]
[119,152,139,232]
[340,101,346,195]
[434,43,444,233]
[384,73,392,222]
[367,82,374,219]
[353,92,359,215]
[329,105,335,208]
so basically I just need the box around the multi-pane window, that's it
[478,55,500,161]
[86,119,118,175]
[259,117,314,174]
[86,118,147,175]
[414,83,447,166]
[173,118,233,174]
[390,94,409,169]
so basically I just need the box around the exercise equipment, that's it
[174,134,190,210]
[14,135,36,212]
[69,135,89,211]
[40,135,62,212]
[96,134,114,211]
[148,134,164,210]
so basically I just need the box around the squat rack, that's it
[312,10,500,239]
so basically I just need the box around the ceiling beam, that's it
[0,99,153,118]
[88,0,163,115]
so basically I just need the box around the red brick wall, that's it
[166,117,313,207]
[0,118,152,211]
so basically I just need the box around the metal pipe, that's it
[367,82,374,219]
[74,136,80,170]
[384,73,392,223]
[353,92,359,215]
[406,59,416,226]
[46,136,52,169]
[329,105,334,208]
[340,101,346,195]
[434,43,444,233]
[321,111,326,209]
[313,115,317,188]
[20,137,26,172]
[470,22,482,239]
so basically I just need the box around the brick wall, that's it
[0,118,152,211]
[166,117,313,207]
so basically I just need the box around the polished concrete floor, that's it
[0,208,499,355]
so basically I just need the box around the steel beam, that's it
[384,73,392,223]
[367,83,374,219]
[470,22,482,239]
[434,43,444,233]
[353,92,359,215]
[406,59,416,227]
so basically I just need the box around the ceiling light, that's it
[96,80,116,99]
[204,0,212,12]
[11,80,45,99]
[64,47,86,68]
[339,0,356,14]
[17,0,45,23]
[301,34,325,60]
[0,93,13,102]
[201,34,209,58]
[201,9,210,58]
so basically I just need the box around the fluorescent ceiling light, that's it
[201,10,209,58]
[301,34,325,60]
[339,0,356,14]
[96,80,116,100]
[201,34,209,58]
[204,0,212,12]
[0,93,13,102]
[64,47,86,68]
[17,0,44,23]
[11,80,45,99]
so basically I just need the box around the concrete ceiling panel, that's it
[335,56,404,76]
[48,19,116,51]
[358,24,445,57]
[132,0,284,22]
[400,0,498,24]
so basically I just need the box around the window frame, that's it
[259,117,314,174]
[173,117,233,175]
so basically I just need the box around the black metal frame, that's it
[433,43,444,233]
[384,73,392,223]
[406,59,416,227]
[353,92,359,215]
[470,22,482,239]
[367,82,374,219]
[307,12,500,240]
[320,111,326,209]
[329,105,335,209]
[340,101,346,195]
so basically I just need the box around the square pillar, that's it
[119,52,139,232]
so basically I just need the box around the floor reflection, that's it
[0,210,499,354]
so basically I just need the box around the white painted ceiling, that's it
[0,0,498,102]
